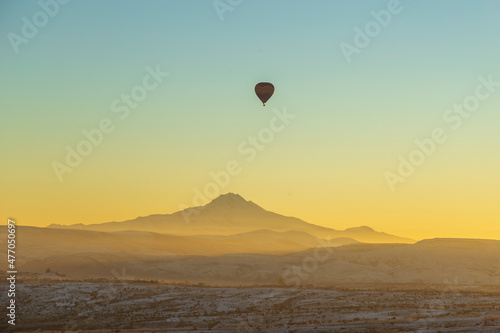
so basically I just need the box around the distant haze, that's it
[1,194,499,288]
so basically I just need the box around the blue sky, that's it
[1,0,499,239]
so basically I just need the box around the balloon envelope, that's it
[255,82,274,106]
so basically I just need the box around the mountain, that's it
[48,193,413,243]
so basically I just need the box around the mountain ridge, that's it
[47,193,414,244]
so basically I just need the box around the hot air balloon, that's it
[255,82,274,106]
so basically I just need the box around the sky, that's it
[1,0,499,240]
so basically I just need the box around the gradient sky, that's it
[1,0,499,240]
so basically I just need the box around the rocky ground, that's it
[1,275,500,332]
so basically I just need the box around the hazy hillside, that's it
[9,235,500,289]
[9,194,498,289]
[0,226,359,259]
[48,193,413,243]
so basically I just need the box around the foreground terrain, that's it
[2,277,499,332]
